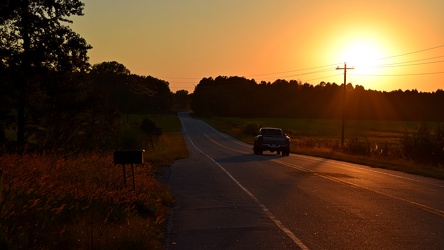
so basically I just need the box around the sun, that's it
[329,36,393,90]
[340,42,384,75]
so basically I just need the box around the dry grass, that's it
[0,113,189,249]
[142,132,189,167]
[0,153,174,249]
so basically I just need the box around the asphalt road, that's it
[163,112,444,249]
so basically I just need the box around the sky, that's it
[70,0,444,93]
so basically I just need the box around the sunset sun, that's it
[340,42,384,75]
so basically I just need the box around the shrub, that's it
[345,138,371,156]
[243,123,259,135]
[119,124,144,150]
[401,122,444,165]
[140,118,162,150]
[283,129,297,137]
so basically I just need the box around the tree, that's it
[173,90,190,109]
[91,62,172,115]
[191,75,444,121]
[140,118,161,150]
[91,61,131,76]
[0,0,91,149]
[90,61,131,113]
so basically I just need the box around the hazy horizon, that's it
[71,0,444,93]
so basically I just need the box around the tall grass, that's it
[122,114,189,166]
[0,114,188,249]
[0,153,173,249]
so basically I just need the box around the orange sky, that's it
[71,0,444,93]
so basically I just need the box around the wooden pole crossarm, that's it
[336,63,354,146]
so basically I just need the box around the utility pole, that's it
[336,63,354,147]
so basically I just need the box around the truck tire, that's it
[284,148,290,156]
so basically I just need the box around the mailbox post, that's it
[113,150,144,191]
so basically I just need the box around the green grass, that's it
[131,114,188,166]
[201,116,428,141]
[199,116,444,180]
[124,113,183,133]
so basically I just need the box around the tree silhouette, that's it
[0,0,91,149]
[140,118,161,150]
[173,90,190,109]
[90,61,130,113]
[90,61,172,115]
[191,76,444,121]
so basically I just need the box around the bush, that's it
[283,129,297,137]
[345,138,371,156]
[243,123,259,135]
[140,118,162,150]
[119,124,144,150]
[401,122,444,165]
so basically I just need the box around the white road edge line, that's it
[201,118,444,189]
[182,123,310,250]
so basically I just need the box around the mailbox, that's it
[113,150,144,165]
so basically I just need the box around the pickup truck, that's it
[253,127,290,156]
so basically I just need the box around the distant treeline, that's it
[191,76,444,121]
[90,61,172,114]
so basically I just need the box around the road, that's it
[164,112,444,249]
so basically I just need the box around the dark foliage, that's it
[191,76,257,116]
[90,61,172,115]
[0,0,96,150]
[192,76,444,121]
[140,118,162,150]
[344,138,372,156]
[401,123,444,165]
[172,90,190,110]
[243,123,260,136]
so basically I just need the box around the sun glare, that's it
[341,43,383,75]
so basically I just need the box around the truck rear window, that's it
[261,129,282,136]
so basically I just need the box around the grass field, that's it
[199,116,444,180]
[199,116,430,143]
[0,113,188,249]
[124,113,183,133]
[135,114,188,166]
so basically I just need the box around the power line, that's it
[304,73,343,83]
[331,45,444,71]
[341,45,444,79]
[159,63,339,82]
[159,45,444,88]
[127,75,157,96]
[376,60,444,69]
[359,55,444,70]
[244,63,338,77]
[369,59,444,69]
[279,68,337,78]
[378,44,444,60]
[257,68,337,81]
[352,71,444,77]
